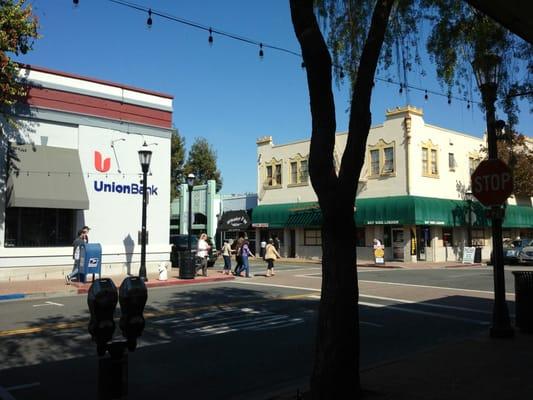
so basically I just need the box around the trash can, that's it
[474,247,482,263]
[178,251,196,279]
[79,243,102,283]
[512,271,533,333]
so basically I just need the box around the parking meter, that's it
[87,278,118,356]
[119,276,147,351]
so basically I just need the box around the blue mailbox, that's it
[79,243,102,283]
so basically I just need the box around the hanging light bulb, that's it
[147,9,153,28]
[73,0,79,6]
[424,90,428,101]
[399,83,403,94]
[467,101,471,109]
[447,94,452,105]
[208,28,213,46]
[339,67,344,79]
[301,61,306,69]
[259,43,264,59]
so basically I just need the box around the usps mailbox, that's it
[79,243,102,283]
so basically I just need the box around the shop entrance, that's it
[289,230,296,258]
[391,228,404,261]
[416,226,430,261]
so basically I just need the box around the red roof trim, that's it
[18,63,174,100]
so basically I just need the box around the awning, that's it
[503,205,533,228]
[252,202,317,228]
[218,210,252,231]
[7,144,89,209]
[253,196,506,228]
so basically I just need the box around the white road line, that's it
[32,301,64,308]
[233,280,320,292]
[358,301,490,325]
[294,274,321,279]
[359,280,515,297]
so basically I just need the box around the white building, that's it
[253,106,533,262]
[0,65,173,281]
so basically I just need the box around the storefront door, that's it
[392,228,404,261]
[417,226,430,261]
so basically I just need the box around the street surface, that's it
[0,262,521,399]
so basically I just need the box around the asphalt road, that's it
[0,263,520,399]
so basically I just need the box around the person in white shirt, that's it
[221,240,233,275]
[196,233,211,277]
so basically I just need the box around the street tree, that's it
[496,132,533,199]
[0,0,39,128]
[290,1,395,398]
[184,137,222,192]
[170,129,186,199]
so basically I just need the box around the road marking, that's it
[233,280,320,292]
[5,382,40,391]
[359,280,515,297]
[32,301,64,307]
[358,301,490,325]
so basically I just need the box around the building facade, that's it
[0,65,173,281]
[253,106,533,262]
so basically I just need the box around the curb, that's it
[0,293,26,301]
[73,275,235,294]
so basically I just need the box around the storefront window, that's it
[472,229,485,246]
[5,207,75,247]
[304,229,321,246]
[443,228,453,246]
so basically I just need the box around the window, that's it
[264,158,282,187]
[421,140,439,177]
[469,156,481,176]
[287,153,309,186]
[448,153,456,170]
[304,229,321,246]
[368,139,396,178]
[472,229,485,247]
[5,207,75,247]
[443,228,453,246]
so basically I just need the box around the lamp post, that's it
[187,173,196,277]
[138,143,152,282]
[472,53,513,338]
[465,190,473,248]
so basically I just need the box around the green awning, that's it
[252,202,317,228]
[503,205,533,228]
[7,144,89,210]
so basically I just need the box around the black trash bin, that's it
[178,251,196,279]
[474,247,482,263]
[512,271,533,333]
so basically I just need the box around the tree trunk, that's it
[290,0,395,398]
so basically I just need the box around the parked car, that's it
[490,238,533,265]
[169,234,218,268]
[518,240,533,265]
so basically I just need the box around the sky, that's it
[15,0,532,195]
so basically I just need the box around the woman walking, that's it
[264,238,280,277]
[221,240,232,275]
[235,239,254,278]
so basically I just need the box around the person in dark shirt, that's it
[65,229,88,284]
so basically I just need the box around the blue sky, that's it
[16,0,532,194]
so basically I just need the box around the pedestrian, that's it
[373,238,382,248]
[196,233,211,277]
[65,229,87,284]
[221,239,233,275]
[82,226,90,242]
[235,239,254,278]
[264,238,280,277]
[260,239,267,259]
[273,235,281,252]
[232,234,245,275]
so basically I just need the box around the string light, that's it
[467,101,471,109]
[146,9,152,28]
[73,0,79,6]
[208,28,213,46]
[103,0,479,109]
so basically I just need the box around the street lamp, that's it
[465,190,473,248]
[179,173,196,279]
[472,53,513,338]
[138,143,152,282]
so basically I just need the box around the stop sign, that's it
[471,159,513,206]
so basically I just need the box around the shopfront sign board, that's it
[462,246,476,264]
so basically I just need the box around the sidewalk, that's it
[0,270,234,301]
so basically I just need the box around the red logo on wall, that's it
[94,151,111,173]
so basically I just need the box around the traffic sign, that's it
[471,159,513,207]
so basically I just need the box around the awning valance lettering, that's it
[218,210,252,231]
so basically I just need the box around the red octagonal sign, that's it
[471,159,514,207]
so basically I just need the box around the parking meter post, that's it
[98,342,128,400]
[119,277,147,352]
[87,278,118,356]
